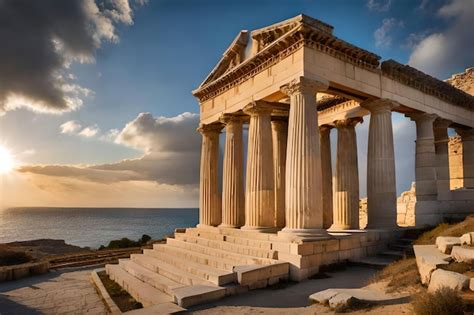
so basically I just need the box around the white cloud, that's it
[367,0,392,12]
[60,120,82,134]
[374,18,403,48]
[78,125,100,138]
[408,0,474,79]
[22,112,202,186]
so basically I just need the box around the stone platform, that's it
[104,226,407,310]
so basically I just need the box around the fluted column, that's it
[198,123,223,227]
[434,119,452,196]
[457,128,474,189]
[408,113,438,201]
[361,99,398,229]
[330,117,362,230]
[279,77,329,239]
[319,125,333,229]
[272,118,288,229]
[242,101,275,231]
[220,114,244,228]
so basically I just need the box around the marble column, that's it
[272,117,288,229]
[361,99,398,229]
[242,101,275,230]
[408,113,438,201]
[433,119,452,197]
[457,128,474,189]
[220,114,245,228]
[319,125,333,229]
[330,118,362,230]
[198,123,223,227]
[279,77,329,239]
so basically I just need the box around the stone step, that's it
[185,227,278,242]
[130,253,213,287]
[118,259,184,296]
[105,264,174,308]
[154,243,237,271]
[164,238,276,266]
[175,234,277,259]
[388,243,414,255]
[185,229,274,250]
[348,256,396,270]
[143,249,236,286]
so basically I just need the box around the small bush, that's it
[99,234,153,250]
[412,287,465,315]
[139,234,151,244]
[0,250,32,266]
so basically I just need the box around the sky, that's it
[0,0,473,208]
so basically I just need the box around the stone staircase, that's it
[105,227,289,309]
[349,229,424,269]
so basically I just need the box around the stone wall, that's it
[449,135,464,190]
[446,67,474,96]
[359,181,416,228]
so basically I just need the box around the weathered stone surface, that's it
[436,236,461,254]
[309,289,338,304]
[428,269,469,292]
[451,246,474,264]
[460,232,474,246]
[414,245,451,285]
[470,278,474,291]
[329,292,354,309]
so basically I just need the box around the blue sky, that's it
[0,0,472,207]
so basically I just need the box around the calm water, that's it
[0,207,198,249]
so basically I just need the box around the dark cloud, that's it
[19,112,201,186]
[408,0,474,79]
[0,0,143,115]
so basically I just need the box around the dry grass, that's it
[439,261,473,274]
[412,287,465,315]
[414,215,474,245]
[98,272,142,312]
[371,258,421,293]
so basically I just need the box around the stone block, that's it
[329,293,355,309]
[12,265,30,280]
[414,245,451,285]
[309,289,338,305]
[471,278,474,292]
[339,237,361,250]
[436,236,461,254]
[428,269,469,292]
[248,279,268,290]
[322,239,340,252]
[460,233,474,246]
[29,262,49,275]
[452,246,474,264]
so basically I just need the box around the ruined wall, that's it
[449,135,464,190]
[446,67,474,96]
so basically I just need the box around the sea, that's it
[0,207,199,249]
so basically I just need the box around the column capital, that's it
[243,101,273,116]
[319,124,333,133]
[360,98,399,113]
[280,77,329,96]
[219,113,246,125]
[271,117,288,130]
[334,117,363,128]
[456,128,474,141]
[197,123,223,135]
[406,112,438,123]
[434,118,452,129]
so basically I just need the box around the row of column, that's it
[199,77,410,235]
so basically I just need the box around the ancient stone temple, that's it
[105,15,474,310]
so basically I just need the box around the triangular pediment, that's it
[199,14,333,88]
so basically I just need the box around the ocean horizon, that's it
[0,207,199,249]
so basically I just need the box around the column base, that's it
[196,223,218,230]
[278,228,331,242]
[365,223,399,230]
[218,223,242,229]
[328,223,351,231]
[240,225,278,233]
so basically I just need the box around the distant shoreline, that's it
[3,207,199,210]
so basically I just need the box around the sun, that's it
[0,146,15,174]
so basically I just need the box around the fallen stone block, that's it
[309,289,339,305]
[329,292,354,309]
[428,269,469,292]
[460,233,474,246]
[436,236,461,254]
[414,245,451,285]
[452,246,474,264]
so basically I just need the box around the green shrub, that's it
[412,287,465,315]
[0,250,32,266]
[139,234,151,244]
[99,234,153,250]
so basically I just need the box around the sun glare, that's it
[0,146,15,174]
